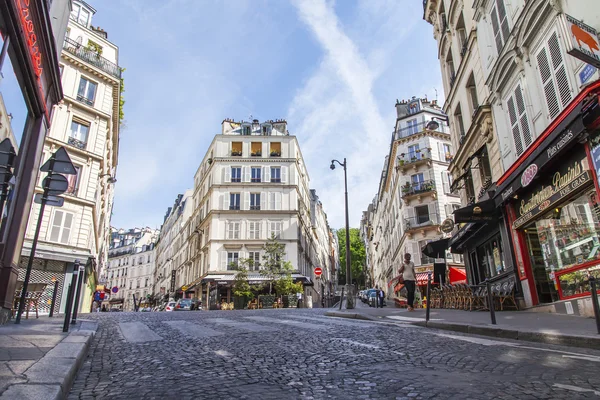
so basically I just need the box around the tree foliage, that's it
[336,228,366,288]
[119,68,126,125]
[232,266,252,298]
[260,234,291,294]
[274,262,303,296]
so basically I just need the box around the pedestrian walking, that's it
[399,253,416,311]
[378,288,385,308]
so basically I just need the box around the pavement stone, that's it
[1,384,62,400]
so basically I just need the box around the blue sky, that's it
[8,0,444,231]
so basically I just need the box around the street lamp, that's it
[100,174,117,184]
[425,116,449,131]
[330,158,354,309]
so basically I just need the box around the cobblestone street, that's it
[68,309,600,399]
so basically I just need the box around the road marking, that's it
[334,338,380,349]
[553,383,600,396]
[562,355,600,363]
[244,316,325,329]
[205,318,272,332]
[119,322,162,343]
[386,315,442,322]
[288,315,372,326]
[432,333,511,346]
[163,321,222,338]
[215,350,232,358]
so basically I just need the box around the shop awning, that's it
[453,199,498,223]
[449,267,467,284]
[449,222,487,253]
[494,80,600,205]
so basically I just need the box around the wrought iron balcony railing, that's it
[404,213,440,230]
[401,179,436,197]
[76,94,94,106]
[63,38,121,79]
[68,136,87,150]
[395,120,450,140]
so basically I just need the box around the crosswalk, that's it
[118,314,371,343]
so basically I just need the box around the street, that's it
[68,309,600,399]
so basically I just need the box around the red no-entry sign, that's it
[314,267,322,277]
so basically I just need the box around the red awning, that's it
[416,272,430,286]
[449,267,467,284]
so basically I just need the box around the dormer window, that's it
[70,3,91,27]
[242,125,251,135]
[261,124,272,136]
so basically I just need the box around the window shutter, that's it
[61,213,73,244]
[243,192,250,210]
[437,142,444,161]
[506,96,523,156]
[223,192,230,210]
[548,32,572,109]
[411,242,422,266]
[261,191,267,210]
[275,192,282,210]
[50,211,63,242]
[497,0,510,46]
[223,167,231,183]
[406,207,415,228]
[263,166,270,182]
[514,85,532,147]
[442,172,450,194]
[243,166,251,182]
[427,203,437,224]
[281,166,288,183]
[490,7,502,54]
[221,251,227,270]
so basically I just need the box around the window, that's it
[242,125,251,135]
[442,143,452,162]
[145,278,149,287]
[227,221,240,239]
[270,142,281,157]
[248,221,261,239]
[442,171,451,194]
[231,142,242,156]
[69,120,89,149]
[446,52,456,88]
[506,83,532,157]
[408,144,420,160]
[70,3,90,26]
[250,193,261,210]
[231,167,241,182]
[406,119,419,135]
[466,73,479,114]
[478,147,492,183]
[269,192,282,210]
[415,205,430,224]
[269,221,282,239]
[251,142,262,156]
[262,124,272,135]
[464,173,476,203]
[59,65,64,77]
[77,77,97,106]
[248,251,261,271]
[227,252,239,270]
[454,105,465,139]
[411,173,424,191]
[66,166,80,195]
[229,193,240,210]
[270,167,281,183]
[490,0,510,54]
[536,31,573,120]
[49,210,73,244]
[251,167,261,183]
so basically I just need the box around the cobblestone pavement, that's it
[68,309,600,399]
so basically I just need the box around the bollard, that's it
[62,282,74,332]
[71,263,84,325]
[426,273,431,322]
[485,279,497,325]
[339,287,345,310]
[49,279,59,318]
[589,277,600,334]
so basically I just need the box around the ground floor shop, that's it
[493,80,600,316]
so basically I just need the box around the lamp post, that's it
[425,116,449,131]
[330,158,354,309]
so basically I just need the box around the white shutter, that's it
[263,166,271,182]
[281,166,288,183]
[506,84,531,157]
[442,171,450,194]
[444,204,451,219]
[221,251,227,270]
[406,207,415,229]
[497,0,510,47]
[243,166,250,182]
[275,192,282,210]
[223,192,230,210]
[428,203,437,224]
[269,193,275,210]
[243,192,250,210]
[537,31,573,120]
[61,213,73,244]
[261,191,267,210]
[49,211,63,242]
[437,142,444,161]
[223,166,231,183]
[411,242,422,266]
[490,6,502,54]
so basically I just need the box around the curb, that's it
[326,311,600,350]
[0,320,98,400]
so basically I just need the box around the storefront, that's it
[494,80,600,315]
[0,1,65,324]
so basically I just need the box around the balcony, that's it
[395,120,450,140]
[76,94,94,107]
[269,151,281,157]
[397,150,432,171]
[401,180,436,199]
[404,213,440,234]
[68,136,87,150]
[63,38,121,79]
[231,151,242,157]
[251,152,262,157]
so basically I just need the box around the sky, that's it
[7,0,445,231]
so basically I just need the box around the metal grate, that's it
[17,257,67,315]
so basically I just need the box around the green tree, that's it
[260,234,291,294]
[274,262,303,296]
[336,228,366,288]
[232,266,252,299]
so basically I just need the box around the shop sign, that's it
[440,218,454,233]
[562,14,600,69]
[514,154,591,229]
[580,64,597,85]
[170,270,176,293]
[520,164,538,187]
[589,130,600,189]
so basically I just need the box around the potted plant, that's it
[231,150,242,156]
[270,151,281,157]
[251,151,262,157]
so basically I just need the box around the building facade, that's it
[0,0,67,323]
[18,0,121,316]
[362,97,464,298]
[153,119,337,309]
[425,0,600,315]
[105,228,158,311]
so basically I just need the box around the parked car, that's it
[368,291,378,307]
[165,301,177,312]
[190,298,202,310]
[175,298,192,311]
[364,288,377,303]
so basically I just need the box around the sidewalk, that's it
[326,297,600,350]
[0,316,98,400]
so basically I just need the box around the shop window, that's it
[525,189,600,301]
[475,234,505,281]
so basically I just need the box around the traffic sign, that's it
[41,147,77,175]
[0,138,16,168]
[112,287,119,293]
[314,267,322,277]
[33,193,64,207]
[42,173,69,195]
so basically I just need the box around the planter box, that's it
[258,295,276,308]
[282,294,298,308]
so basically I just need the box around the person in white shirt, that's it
[399,253,416,311]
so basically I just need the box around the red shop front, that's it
[494,81,600,316]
